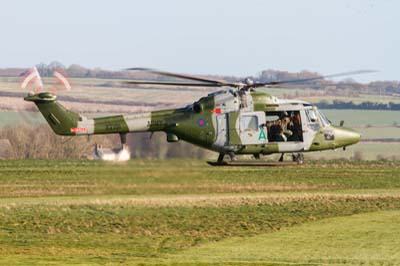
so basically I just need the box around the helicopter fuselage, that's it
[148,89,361,155]
[25,88,360,158]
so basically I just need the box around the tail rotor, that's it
[20,67,44,93]
[17,66,73,126]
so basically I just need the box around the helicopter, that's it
[24,68,370,165]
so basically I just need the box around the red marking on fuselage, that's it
[211,108,221,114]
[70,127,88,133]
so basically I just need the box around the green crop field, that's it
[0,111,43,127]
[322,109,400,127]
[0,160,400,265]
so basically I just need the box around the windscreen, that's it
[317,109,331,127]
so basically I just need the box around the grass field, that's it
[174,210,400,265]
[0,160,400,265]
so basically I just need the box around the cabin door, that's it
[238,111,267,145]
[215,113,228,146]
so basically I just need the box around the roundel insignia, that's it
[197,118,206,127]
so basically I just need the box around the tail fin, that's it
[24,92,80,136]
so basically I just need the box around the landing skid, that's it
[207,161,301,167]
[210,152,305,167]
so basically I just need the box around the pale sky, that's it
[0,0,398,81]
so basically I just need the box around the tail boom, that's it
[24,92,153,136]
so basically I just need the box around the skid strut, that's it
[120,133,127,148]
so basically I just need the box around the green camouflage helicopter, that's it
[24,68,369,165]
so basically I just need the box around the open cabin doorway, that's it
[265,110,303,143]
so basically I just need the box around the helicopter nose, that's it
[334,127,361,148]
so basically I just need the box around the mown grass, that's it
[173,210,400,266]
[0,160,399,197]
[2,197,400,265]
[0,160,399,265]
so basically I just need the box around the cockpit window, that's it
[305,109,318,123]
[317,110,331,127]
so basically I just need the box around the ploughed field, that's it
[0,160,400,265]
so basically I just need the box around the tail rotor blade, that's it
[53,68,72,91]
[20,67,44,92]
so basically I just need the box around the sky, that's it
[0,0,398,81]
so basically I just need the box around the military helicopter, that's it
[24,68,371,165]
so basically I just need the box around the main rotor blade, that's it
[252,69,378,88]
[126,67,243,87]
[122,80,222,87]
[268,81,366,89]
